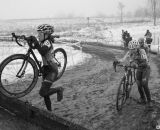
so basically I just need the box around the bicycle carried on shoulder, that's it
[113,61,137,111]
[0,33,67,98]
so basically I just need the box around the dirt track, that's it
[22,44,160,130]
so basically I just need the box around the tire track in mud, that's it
[22,44,160,130]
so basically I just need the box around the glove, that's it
[28,36,39,49]
[113,60,120,66]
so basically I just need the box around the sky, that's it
[0,0,146,19]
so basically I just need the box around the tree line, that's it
[118,0,160,25]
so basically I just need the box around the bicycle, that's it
[113,61,137,111]
[0,33,67,98]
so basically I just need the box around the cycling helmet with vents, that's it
[37,24,54,35]
[128,40,139,50]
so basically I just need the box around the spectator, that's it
[144,30,152,49]
[125,31,132,48]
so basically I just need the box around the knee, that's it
[39,87,46,97]
[39,81,52,97]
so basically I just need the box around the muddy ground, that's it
[21,43,160,130]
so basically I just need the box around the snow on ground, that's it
[0,42,91,70]
[60,22,160,53]
[1,19,160,69]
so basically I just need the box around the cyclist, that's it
[124,31,132,48]
[144,30,152,49]
[138,37,150,59]
[27,24,64,111]
[114,40,151,106]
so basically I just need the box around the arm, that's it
[139,49,148,62]
[150,33,152,37]
[27,36,52,56]
[119,51,130,63]
[36,40,52,56]
[144,32,147,36]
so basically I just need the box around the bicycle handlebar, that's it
[12,33,27,46]
[113,62,137,72]
[12,33,60,47]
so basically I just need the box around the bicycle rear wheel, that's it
[0,54,38,98]
[116,76,127,111]
[53,48,67,80]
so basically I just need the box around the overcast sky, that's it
[0,0,146,19]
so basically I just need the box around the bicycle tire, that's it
[53,48,67,81]
[116,76,127,111]
[0,54,38,98]
[127,73,133,98]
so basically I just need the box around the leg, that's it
[136,70,146,103]
[39,81,53,111]
[39,81,63,111]
[44,96,52,111]
[45,72,64,101]
[142,66,151,102]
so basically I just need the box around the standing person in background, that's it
[125,31,132,48]
[144,30,152,49]
[138,37,150,59]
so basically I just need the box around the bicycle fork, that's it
[16,56,29,78]
[126,70,134,99]
[125,73,130,99]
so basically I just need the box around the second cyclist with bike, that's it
[114,40,152,106]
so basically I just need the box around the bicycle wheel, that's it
[127,74,133,98]
[53,48,67,80]
[0,54,38,98]
[116,76,127,111]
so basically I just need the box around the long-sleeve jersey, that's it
[27,36,55,66]
[119,49,149,67]
[37,39,55,65]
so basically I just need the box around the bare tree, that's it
[118,2,125,23]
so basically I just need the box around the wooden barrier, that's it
[0,94,88,130]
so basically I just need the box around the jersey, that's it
[140,43,150,59]
[119,48,148,67]
[39,40,54,65]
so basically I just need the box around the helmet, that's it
[128,40,139,50]
[37,24,54,34]
[138,37,144,44]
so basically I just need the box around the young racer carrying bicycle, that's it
[114,40,152,106]
[26,24,64,111]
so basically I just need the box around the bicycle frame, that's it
[124,66,136,86]
[12,33,63,79]
[16,48,42,78]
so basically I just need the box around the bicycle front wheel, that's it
[0,54,38,98]
[53,48,67,81]
[116,76,127,111]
